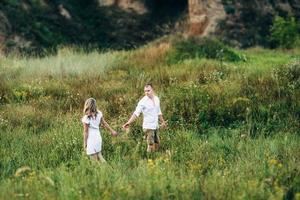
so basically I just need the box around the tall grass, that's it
[0,37,299,199]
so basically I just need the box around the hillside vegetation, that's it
[0,0,186,55]
[0,37,300,199]
[1,0,299,55]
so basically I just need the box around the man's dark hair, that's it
[145,83,153,89]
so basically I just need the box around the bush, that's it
[2,105,54,134]
[165,84,248,131]
[164,84,210,129]
[274,61,300,118]
[11,84,45,103]
[0,77,11,105]
[269,16,299,49]
[167,36,246,63]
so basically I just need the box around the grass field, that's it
[0,37,299,199]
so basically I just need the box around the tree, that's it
[269,16,299,49]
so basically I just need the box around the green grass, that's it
[0,38,300,199]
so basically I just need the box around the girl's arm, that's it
[101,117,118,136]
[83,123,89,150]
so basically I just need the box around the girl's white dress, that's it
[81,111,103,155]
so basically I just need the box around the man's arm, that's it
[158,99,167,128]
[123,100,143,129]
[159,114,167,128]
[122,114,138,129]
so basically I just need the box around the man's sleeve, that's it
[133,101,143,117]
[158,99,162,115]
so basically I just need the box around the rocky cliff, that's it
[216,0,300,47]
[0,0,299,54]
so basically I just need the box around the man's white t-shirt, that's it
[133,95,162,130]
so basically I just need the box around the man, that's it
[122,83,167,152]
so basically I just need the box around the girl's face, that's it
[86,109,97,118]
[86,110,93,116]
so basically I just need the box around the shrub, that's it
[164,83,211,129]
[0,77,11,105]
[11,84,45,103]
[269,16,299,49]
[274,60,300,118]
[165,84,247,131]
[276,60,300,89]
[167,36,246,63]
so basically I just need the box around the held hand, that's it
[111,130,118,137]
[122,123,130,133]
[122,123,129,129]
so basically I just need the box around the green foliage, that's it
[0,44,300,199]
[165,83,210,127]
[269,16,299,49]
[1,0,183,56]
[0,77,11,105]
[275,60,300,93]
[12,84,45,103]
[165,83,248,131]
[167,37,246,64]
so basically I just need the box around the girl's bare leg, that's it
[147,144,155,152]
[89,152,106,163]
[90,153,99,161]
[98,152,107,163]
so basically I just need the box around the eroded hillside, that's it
[0,0,299,54]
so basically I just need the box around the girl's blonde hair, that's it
[83,98,98,117]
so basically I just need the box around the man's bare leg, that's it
[147,144,155,152]
[154,143,160,151]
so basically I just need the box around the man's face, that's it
[144,86,154,98]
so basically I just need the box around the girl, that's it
[82,98,117,162]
